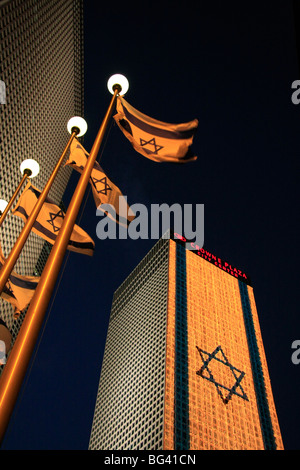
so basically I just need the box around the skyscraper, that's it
[0,0,84,361]
[88,233,283,450]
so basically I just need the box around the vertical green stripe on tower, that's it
[174,243,190,450]
[238,281,277,450]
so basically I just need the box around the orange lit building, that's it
[89,233,283,450]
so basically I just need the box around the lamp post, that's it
[0,75,128,445]
[0,117,87,297]
[0,159,40,228]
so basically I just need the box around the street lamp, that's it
[0,76,127,445]
[107,73,129,96]
[0,158,40,228]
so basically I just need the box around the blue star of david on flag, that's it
[47,209,64,233]
[91,175,112,196]
[196,345,249,404]
[139,137,164,155]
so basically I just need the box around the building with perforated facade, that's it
[0,0,84,365]
[88,234,284,450]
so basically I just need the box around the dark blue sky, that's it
[1,0,300,450]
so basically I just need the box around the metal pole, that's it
[0,88,119,445]
[0,130,78,296]
[0,171,31,228]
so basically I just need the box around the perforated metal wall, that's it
[0,0,84,359]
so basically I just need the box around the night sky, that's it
[1,0,300,450]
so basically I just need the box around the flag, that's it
[113,96,198,163]
[0,245,39,317]
[66,138,135,228]
[12,182,95,256]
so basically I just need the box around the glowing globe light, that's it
[20,159,40,178]
[67,116,88,137]
[0,199,8,213]
[107,74,129,96]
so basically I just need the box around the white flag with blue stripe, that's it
[12,182,95,256]
[113,96,198,163]
[0,245,39,316]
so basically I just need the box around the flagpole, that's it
[0,75,128,445]
[0,118,86,297]
[0,166,35,228]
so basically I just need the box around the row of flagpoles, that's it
[0,74,198,444]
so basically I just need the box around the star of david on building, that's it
[140,137,164,154]
[196,345,249,404]
[92,176,112,196]
[47,209,64,233]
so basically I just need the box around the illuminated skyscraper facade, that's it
[89,234,283,450]
[0,0,84,361]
